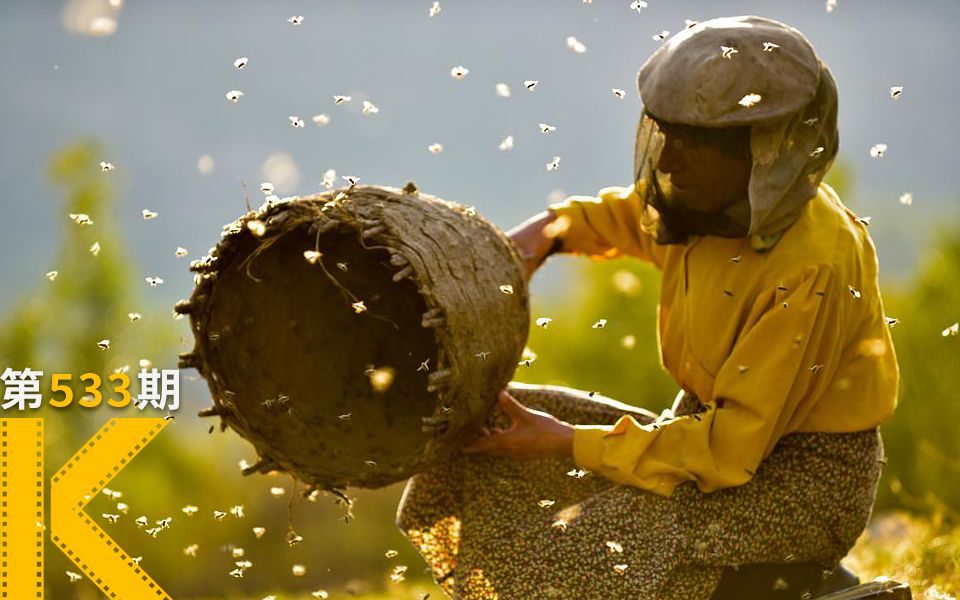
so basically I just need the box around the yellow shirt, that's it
[546,182,899,497]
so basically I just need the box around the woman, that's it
[396,16,899,600]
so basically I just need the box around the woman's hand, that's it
[507,211,561,282]
[461,390,575,460]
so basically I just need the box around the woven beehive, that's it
[176,183,530,492]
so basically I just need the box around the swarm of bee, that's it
[176,183,529,493]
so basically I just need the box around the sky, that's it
[1,0,959,313]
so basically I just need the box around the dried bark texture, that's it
[178,184,530,492]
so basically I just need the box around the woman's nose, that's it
[657,138,684,174]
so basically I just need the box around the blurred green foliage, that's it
[877,227,960,517]
[0,143,956,598]
[517,258,677,412]
[847,511,960,596]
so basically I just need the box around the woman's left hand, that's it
[461,390,575,460]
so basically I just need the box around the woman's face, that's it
[654,120,753,213]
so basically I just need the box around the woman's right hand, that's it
[507,210,561,282]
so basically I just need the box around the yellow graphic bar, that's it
[1,419,44,599]
[50,418,170,599]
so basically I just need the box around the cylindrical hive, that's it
[178,184,530,491]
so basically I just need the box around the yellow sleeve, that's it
[546,183,664,268]
[573,264,841,496]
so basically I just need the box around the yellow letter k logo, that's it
[1,418,171,599]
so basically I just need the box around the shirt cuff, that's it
[543,204,569,253]
[572,424,612,473]
[573,423,680,497]
[545,200,605,258]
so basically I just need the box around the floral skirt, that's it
[396,383,884,599]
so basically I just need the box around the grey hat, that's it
[638,16,821,127]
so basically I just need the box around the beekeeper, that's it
[398,15,899,599]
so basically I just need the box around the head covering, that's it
[633,15,839,251]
